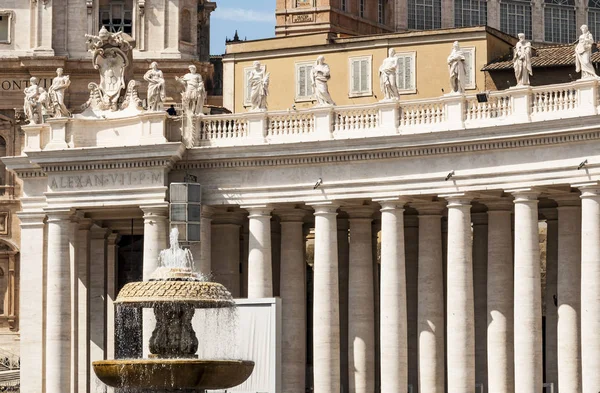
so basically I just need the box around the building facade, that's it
[0,0,217,359]
[224,27,516,113]
[275,0,597,45]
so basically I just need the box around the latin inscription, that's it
[1,78,53,91]
[49,171,163,191]
[292,14,313,23]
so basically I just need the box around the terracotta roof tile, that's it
[483,43,600,70]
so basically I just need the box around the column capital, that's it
[89,224,110,240]
[411,201,446,215]
[345,205,376,220]
[17,212,46,228]
[201,205,215,219]
[471,212,488,226]
[374,197,410,211]
[440,193,472,207]
[276,208,307,223]
[480,197,513,211]
[572,181,600,193]
[539,208,558,221]
[552,193,581,207]
[107,232,121,246]
[77,217,94,231]
[241,204,273,217]
[310,202,340,216]
[44,208,75,222]
[506,188,540,202]
[212,210,246,226]
[141,204,169,218]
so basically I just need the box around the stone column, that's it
[278,208,307,393]
[311,203,341,393]
[18,212,46,393]
[106,233,120,360]
[141,205,168,357]
[240,219,249,298]
[555,196,582,393]
[578,185,600,393]
[244,205,273,298]
[189,206,213,277]
[378,199,408,393]
[443,195,474,393]
[414,202,446,393]
[511,190,542,393]
[485,199,514,393]
[337,215,350,393]
[211,212,243,297]
[76,218,92,393]
[472,212,488,393]
[404,214,419,393]
[45,209,74,393]
[541,208,558,390]
[346,207,375,393]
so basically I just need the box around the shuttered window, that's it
[462,47,476,89]
[349,56,372,97]
[395,52,416,92]
[295,62,314,101]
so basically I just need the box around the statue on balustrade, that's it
[447,41,467,94]
[48,68,71,117]
[248,61,270,111]
[311,55,336,106]
[575,24,598,79]
[379,48,400,101]
[176,65,207,116]
[23,77,49,125]
[144,62,166,111]
[513,33,533,86]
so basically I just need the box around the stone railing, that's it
[191,79,600,147]
[19,79,600,153]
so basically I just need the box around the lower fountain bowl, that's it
[92,359,255,390]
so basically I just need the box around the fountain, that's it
[92,228,254,392]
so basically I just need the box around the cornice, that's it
[175,127,600,171]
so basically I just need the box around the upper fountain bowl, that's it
[115,279,235,308]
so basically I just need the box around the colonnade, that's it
[198,186,600,393]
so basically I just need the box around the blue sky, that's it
[210,0,276,55]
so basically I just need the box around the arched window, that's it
[589,0,600,39]
[99,0,133,35]
[181,9,192,43]
[500,0,532,38]
[544,0,576,43]
[455,0,488,26]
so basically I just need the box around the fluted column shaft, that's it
[485,201,514,393]
[579,186,600,393]
[46,209,74,393]
[245,206,273,298]
[556,198,582,393]
[278,209,307,393]
[512,190,542,393]
[444,195,475,393]
[414,202,445,393]
[312,203,341,393]
[379,200,408,393]
[347,207,375,393]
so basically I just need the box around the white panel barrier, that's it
[194,298,281,393]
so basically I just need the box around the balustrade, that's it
[333,107,379,132]
[399,101,445,127]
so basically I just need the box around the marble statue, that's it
[83,26,135,112]
[311,55,336,106]
[48,68,71,117]
[513,33,533,86]
[248,61,270,111]
[575,24,598,79]
[176,65,207,116]
[23,77,48,125]
[447,41,467,94]
[379,48,400,100]
[144,62,166,111]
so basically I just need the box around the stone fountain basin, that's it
[93,359,255,390]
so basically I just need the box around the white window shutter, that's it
[396,56,406,90]
[351,60,360,93]
[306,65,314,96]
[298,66,307,98]
[244,68,252,105]
[463,49,474,88]
[406,55,414,90]
[360,59,369,92]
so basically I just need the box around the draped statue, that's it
[513,33,533,86]
[248,61,270,111]
[575,24,598,79]
[447,41,467,94]
[48,68,71,117]
[176,65,207,116]
[144,62,166,111]
[379,48,400,101]
[311,56,336,106]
